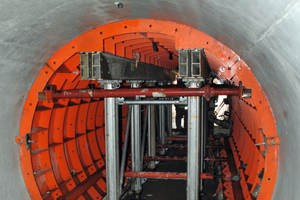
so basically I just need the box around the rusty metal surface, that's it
[0,0,299,199]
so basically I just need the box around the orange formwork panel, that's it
[18,19,278,200]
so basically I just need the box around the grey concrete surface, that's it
[0,0,300,199]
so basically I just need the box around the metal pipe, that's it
[119,105,132,191]
[104,83,120,200]
[159,103,166,155]
[119,178,137,200]
[130,83,142,194]
[200,96,205,191]
[40,84,245,100]
[124,172,214,180]
[148,105,156,170]
[140,106,148,168]
[187,95,201,200]
[167,104,173,137]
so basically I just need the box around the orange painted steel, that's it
[18,19,278,200]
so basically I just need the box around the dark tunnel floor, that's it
[123,141,220,200]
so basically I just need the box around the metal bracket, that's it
[15,133,35,150]
[99,80,122,89]
[183,78,204,88]
[255,129,280,156]
[127,80,144,88]
[255,129,268,155]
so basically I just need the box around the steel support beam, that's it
[187,94,201,200]
[80,51,175,81]
[104,82,120,200]
[38,84,250,101]
[124,172,214,180]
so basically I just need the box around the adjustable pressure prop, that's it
[38,84,252,101]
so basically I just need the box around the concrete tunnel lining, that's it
[0,1,299,199]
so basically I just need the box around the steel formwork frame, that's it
[17,19,279,200]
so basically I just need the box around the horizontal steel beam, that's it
[80,52,176,81]
[124,171,214,180]
[38,84,250,101]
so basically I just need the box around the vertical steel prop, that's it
[141,106,148,168]
[200,96,205,191]
[130,83,142,194]
[104,82,120,200]
[148,105,156,170]
[159,103,166,155]
[187,83,201,200]
[167,104,173,137]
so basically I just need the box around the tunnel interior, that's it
[16,19,280,200]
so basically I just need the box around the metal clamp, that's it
[99,80,122,89]
[15,133,35,150]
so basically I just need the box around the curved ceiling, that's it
[1,1,300,200]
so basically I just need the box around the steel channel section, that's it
[159,103,166,155]
[80,52,176,81]
[187,95,201,200]
[130,83,142,193]
[104,83,120,200]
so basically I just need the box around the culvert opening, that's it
[18,19,279,200]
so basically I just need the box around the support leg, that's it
[104,83,120,200]
[187,96,201,200]
[131,83,142,194]
[148,105,156,170]
[200,96,205,191]
[167,104,173,137]
[159,104,166,155]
